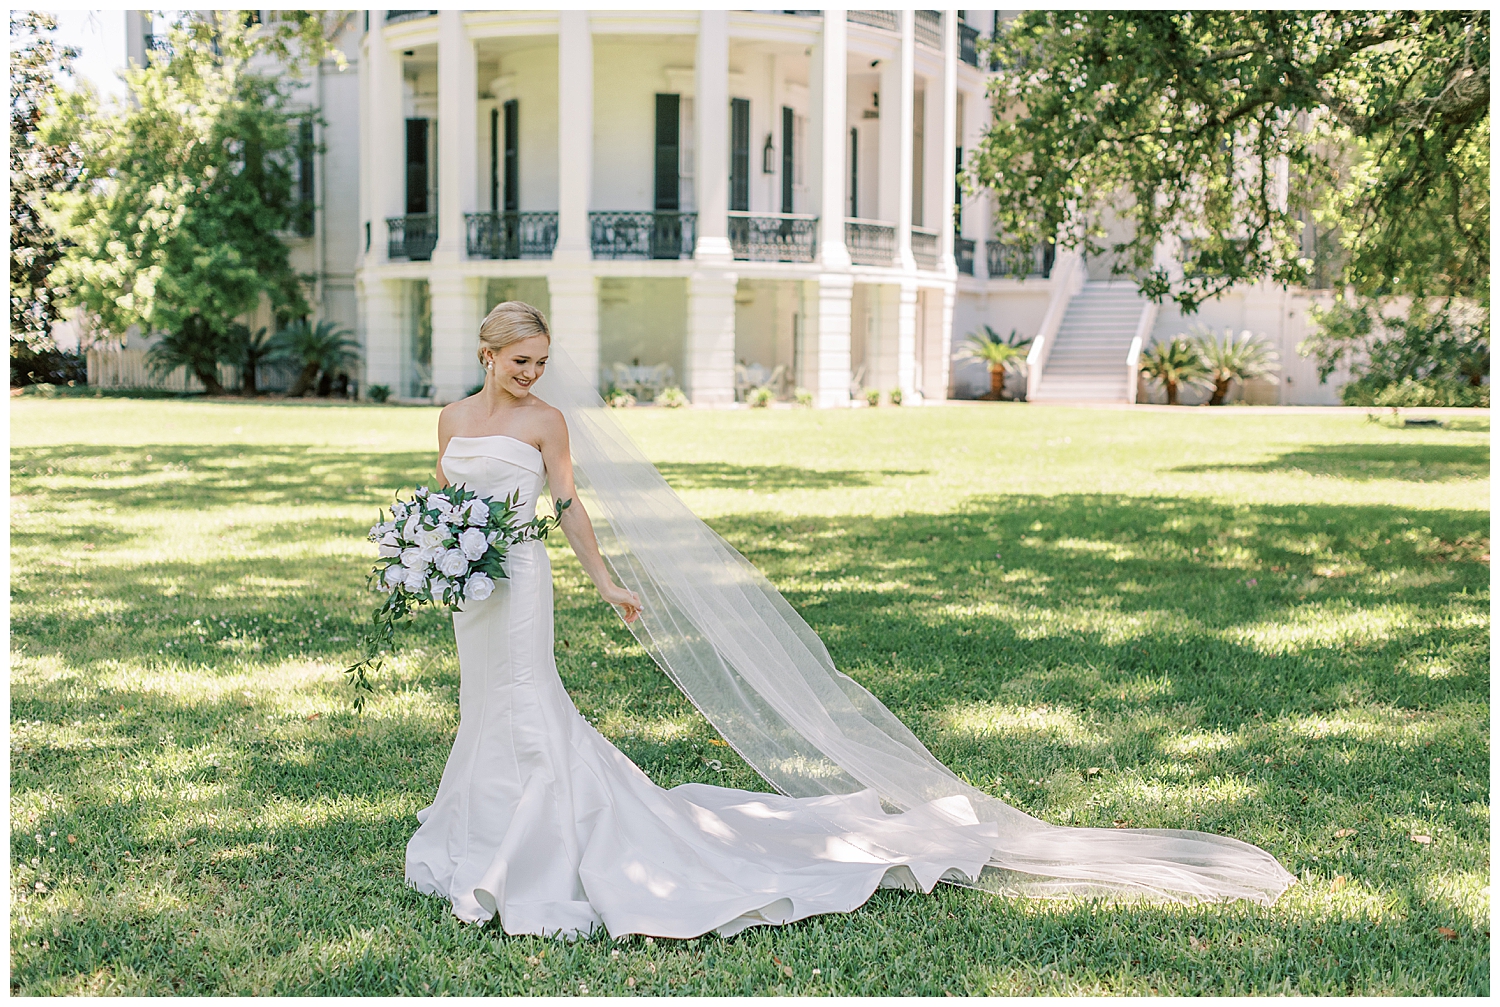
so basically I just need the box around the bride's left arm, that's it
[538,410,643,624]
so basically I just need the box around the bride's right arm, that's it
[435,405,458,488]
[538,410,642,623]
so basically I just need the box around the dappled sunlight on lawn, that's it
[10,400,1487,995]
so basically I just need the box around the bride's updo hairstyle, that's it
[477,300,550,364]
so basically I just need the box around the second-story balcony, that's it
[845,220,896,267]
[959,22,981,67]
[988,240,1056,279]
[590,211,697,260]
[466,211,558,260]
[388,214,437,261]
[728,212,818,263]
[956,236,976,275]
[911,227,940,270]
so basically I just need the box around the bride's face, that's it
[487,335,550,398]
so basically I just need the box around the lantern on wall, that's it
[762,134,776,174]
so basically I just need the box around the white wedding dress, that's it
[406,435,1002,939]
[407,429,1295,939]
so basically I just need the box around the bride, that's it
[404,302,1295,939]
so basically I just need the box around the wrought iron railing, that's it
[386,11,437,25]
[911,227,940,269]
[589,211,697,260]
[387,214,437,261]
[959,22,981,66]
[987,240,1055,279]
[956,237,976,276]
[847,11,899,32]
[728,213,818,263]
[466,211,558,260]
[845,220,896,266]
[915,10,942,49]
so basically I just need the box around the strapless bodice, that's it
[441,435,546,521]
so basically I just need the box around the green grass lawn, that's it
[9,399,1489,995]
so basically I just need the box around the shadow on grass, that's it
[11,472,1489,993]
[1173,442,1489,482]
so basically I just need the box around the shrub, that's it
[10,344,86,387]
[1342,376,1489,408]
[656,385,689,408]
[957,325,1032,399]
[793,387,813,407]
[1192,326,1279,405]
[747,386,775,408]
[863,388,881,407]
[606,389,637,408]
[888,388,903,406]
[367,384,391,403]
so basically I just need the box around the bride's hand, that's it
[600,582,642,623]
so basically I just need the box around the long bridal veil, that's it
[536,349,1294,905]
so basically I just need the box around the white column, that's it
[546,273,599,392]
[935,284,955,401]
[432,11,477,264]
[896,280,918,397]
[686,273,738,404]
[695,10,732,263]
[817,10,849,269]
[362,279,403,396]
[366,12,403,265]
[895,12,916,270]
[429,275,482,403]
[555,11,593,263]
[814,275,853,406]
[939,12,958,273]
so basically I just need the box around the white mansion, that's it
[91,10,1348,405]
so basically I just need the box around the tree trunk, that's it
[194,363,226,397]
[287,362,319,397]
[1166,377,1179,405]
[1208,377,1231,405]
[242,358,258,397]
[991,365,1006,400]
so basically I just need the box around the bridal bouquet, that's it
[344,484,569,710]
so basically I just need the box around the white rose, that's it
[378,529,400,547]
[438,547,469,578]
[402,512,421,540]
[383,565,405,587]
[465,572,495,602]
[429,576,452,603]
[391,502,408,520]
[378,542,400,558]
[401,546,425,569]
[416,527,446,551]
[413,486,429,500]
[403,566,428,593]
[430,496,453,514]
[465,499,490,526]
[458,527,489,561]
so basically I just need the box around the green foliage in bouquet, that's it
[344,484,570,710]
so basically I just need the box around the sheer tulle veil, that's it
[535,347,1294,905]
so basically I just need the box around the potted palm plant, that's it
[958,325,1033,400]
[1193,326,1280,404]
[1139,336,1210,405]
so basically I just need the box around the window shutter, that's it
[729,98,750,212]
[503,99,519,212]
[654,94,680,211]
[405,118,428,214]
[781,106,794,214]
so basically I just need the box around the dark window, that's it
[849,127,858,218]
[781,106,795,214]
[729,97,750,212]
[654,94,680,211]
[954,146,963,231]
[503,99,519,212]
[405,118,429,214]
[489,107,499,212]
[296,118,315,237]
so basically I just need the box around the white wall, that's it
[591,39,697,212]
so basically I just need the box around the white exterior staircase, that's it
[1030,282,1152,404]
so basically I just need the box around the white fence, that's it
[86,347,301,393]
